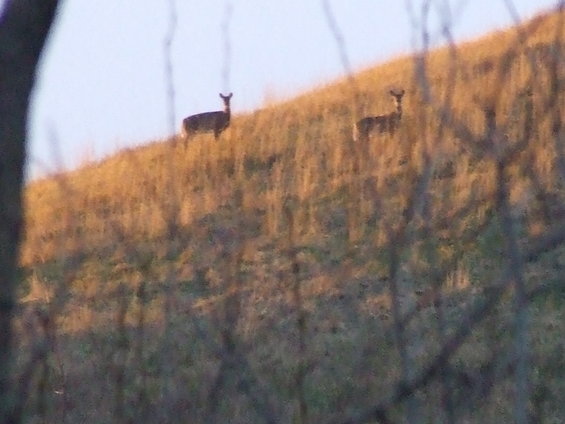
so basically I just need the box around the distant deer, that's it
[181,92,233,140]
[354,89,405,141]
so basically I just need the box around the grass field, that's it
[15,8,565,423]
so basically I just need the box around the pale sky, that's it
[24,0,559,179]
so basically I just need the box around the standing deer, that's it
[181,92,233,140]
[354,89,405,141]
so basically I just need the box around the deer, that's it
[354,89,405,141]
[181,92,233,141]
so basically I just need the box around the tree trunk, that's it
[0,1,61,420]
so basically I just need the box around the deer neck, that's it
[394,100,402,120]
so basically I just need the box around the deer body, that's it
[182,93,233,140]
[354,89,405,141]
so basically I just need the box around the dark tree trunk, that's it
[0,1,61,420]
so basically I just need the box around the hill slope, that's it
[17,9,565,423]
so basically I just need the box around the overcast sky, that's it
[24,0,560,179]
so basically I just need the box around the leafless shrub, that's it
[2,1,564,424]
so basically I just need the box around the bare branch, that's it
[164,0,177,133]
[221,0,233,94]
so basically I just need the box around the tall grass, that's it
[13,8,565,423]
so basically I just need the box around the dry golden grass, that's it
[23,10,563,262]
[14,8,565,424]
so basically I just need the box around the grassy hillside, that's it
[15,9,565,423]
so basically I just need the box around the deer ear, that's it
[389,89,395,96]
[228,92,233,98]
